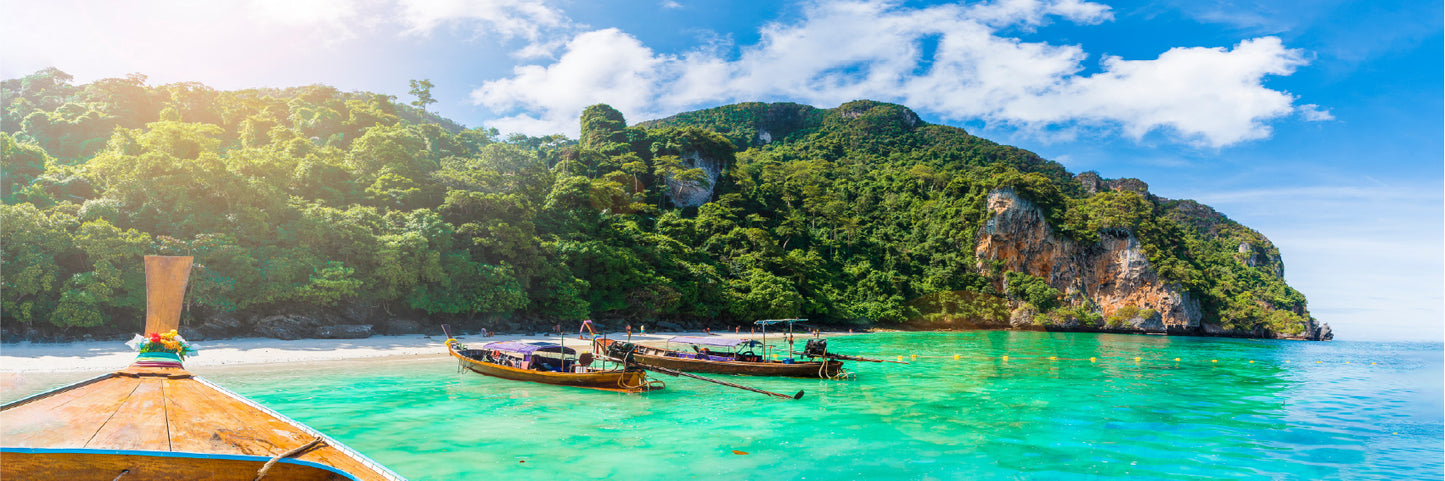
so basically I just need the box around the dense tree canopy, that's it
[0,69,1314,338]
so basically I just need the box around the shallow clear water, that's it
[17,332,1445,480]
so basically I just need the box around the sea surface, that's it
[9,331,1445,480]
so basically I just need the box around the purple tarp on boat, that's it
[483,341,574,355]
[666,336,762,348]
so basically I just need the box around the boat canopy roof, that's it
[666,336,762,348]
[754,319,807,326]
[483,341,576,355]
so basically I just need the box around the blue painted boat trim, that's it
[193,377,408,480]
[0,447,360,480]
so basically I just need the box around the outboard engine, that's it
[802,339,828,358]
[606,342,639,365]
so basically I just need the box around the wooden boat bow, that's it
[0,256,407,481]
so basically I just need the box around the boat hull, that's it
[449,344,659,393]
[633,352,843,377]
[597,339,844,378]
[0,368,404,481]
[1,448,358,481]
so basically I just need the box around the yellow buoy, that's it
[1049,356,1057,360]
[953,354,960,360]
[911,354,918,359]
[1316,361,1322,363]
[1371,362,1377,365]
[1211,359,1218,363]
[1089,357,1096,362]
[897,356,903,361]
[1002,355,1009,361]
[1173,358,1180,362]
[1133,357,1141,362]
[1249,360,1255,363]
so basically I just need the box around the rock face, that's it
[253,314,319,340]
[665,150,724,208]
[315,324,374,339]
[1076,171,1150,196]
[976,189,1203,333]
[1238,241,1284,277]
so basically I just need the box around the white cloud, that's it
[247,0,362,29]
[1018,37,1308,146]
[394,0,569,41]
[0,0,369,85]
[471,29,670,135]
[471,0,1316,147]
[966,0,1113,28]
[1298,103,1335,121]
[661,1,683,9]
[0,0,575,91]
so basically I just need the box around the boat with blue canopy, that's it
[593,323,846,378]
[445,328,662,393]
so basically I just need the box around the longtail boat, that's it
[0,256,406,481]
[594,333,846,379]
[446,331,663,393]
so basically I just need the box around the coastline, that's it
[0,329,849,374]
[0,329,849,404]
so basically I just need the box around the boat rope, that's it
[111,469,130,481]
[254,436,325,480]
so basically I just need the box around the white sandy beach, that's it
[0,328,855,403]
[0,329,845,373]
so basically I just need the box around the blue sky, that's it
[2,0,1440,341]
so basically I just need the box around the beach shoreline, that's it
[0,329,856,403]
[0,329,852,374]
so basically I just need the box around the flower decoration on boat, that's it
[126,329,198,360]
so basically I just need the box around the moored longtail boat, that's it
[594,334,846,379]
[447,335,662,393]
[0,256,406,481]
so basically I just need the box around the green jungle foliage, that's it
[1,69,1314,336]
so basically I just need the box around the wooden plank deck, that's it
[1,368,403,480]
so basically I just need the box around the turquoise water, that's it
[63,332,1445,479]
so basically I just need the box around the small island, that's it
[2,71,1327,344]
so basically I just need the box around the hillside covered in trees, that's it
[0,68,1328,341]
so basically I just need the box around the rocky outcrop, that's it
[974,188,1331,340]
[315,324,374,339]
[665,150,724,208]
[253,314,320,340]
[1238,241,1284,277]
[976,189,1202,333]
[1076,171,1149,195]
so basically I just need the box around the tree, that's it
[0,204,74,327]
[1003,271,1061,311]
[408,79,435,111]
[1,133,49,203]
[579,104,628,151]
[50,219,151,328]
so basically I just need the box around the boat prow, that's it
[0,256,406,480]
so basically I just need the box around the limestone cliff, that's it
[975,189,1331,340]
[977,189,1201,332]
[664,150,724,208]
